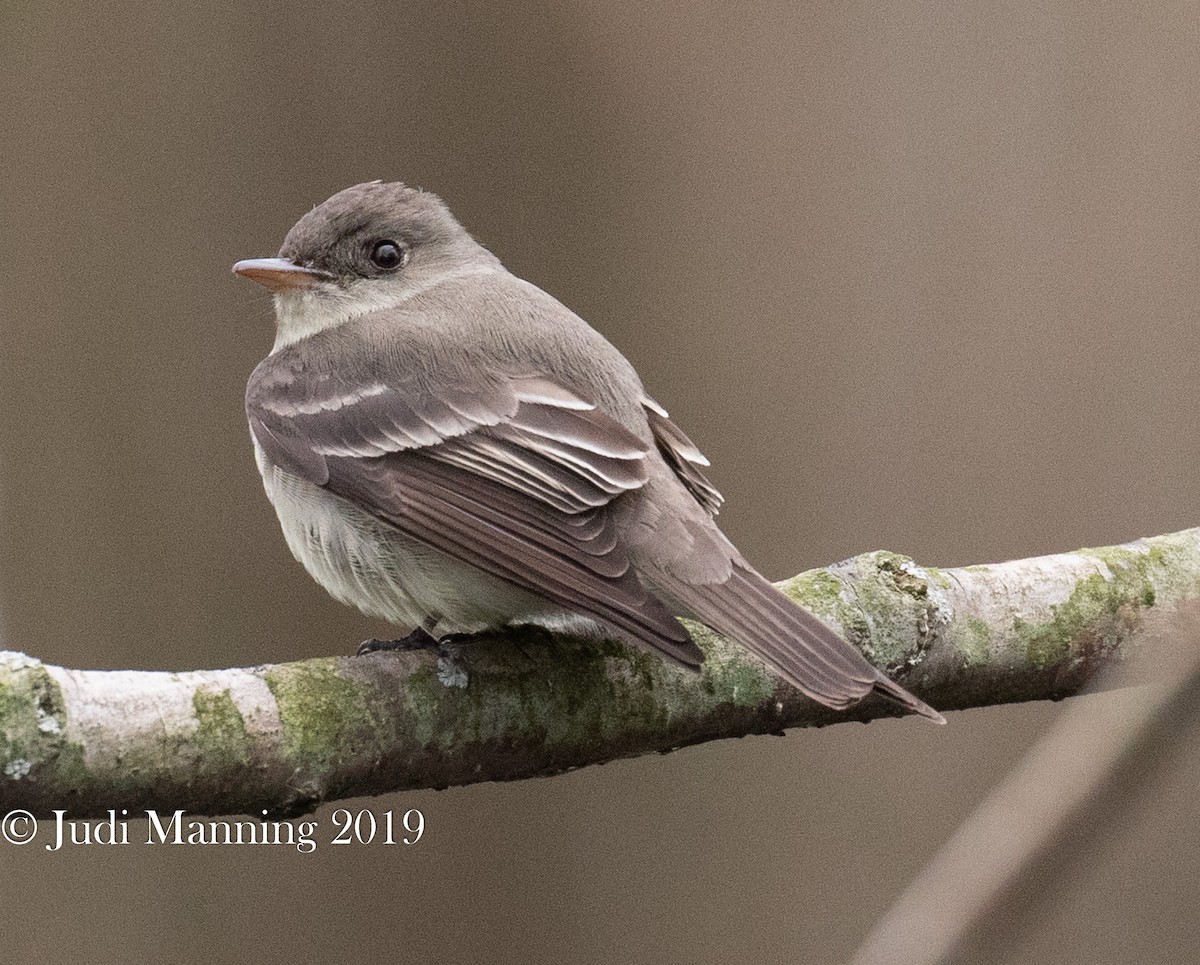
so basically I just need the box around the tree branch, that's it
[2,528,1197,817]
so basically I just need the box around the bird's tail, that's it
[666,562,945,724]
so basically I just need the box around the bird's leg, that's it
[356,626,442,656]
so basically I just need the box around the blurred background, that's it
[2,1,1199,962]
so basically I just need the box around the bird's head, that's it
[234,181,499,350]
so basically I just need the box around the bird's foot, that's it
[355,628,486,656]
[356,627,442,656]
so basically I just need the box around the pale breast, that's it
[252,440,563,634]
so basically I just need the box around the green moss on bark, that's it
[957,616,992,665]
[0,656,90,794]
[264,659,394,779]
[1013,545,1167,669]
[192,689,251,771]
[842,553,933,671]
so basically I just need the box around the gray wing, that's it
[640,396,723,515]
[247,355,702,665]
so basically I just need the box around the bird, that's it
[233,181,943,724]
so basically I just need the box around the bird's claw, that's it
[356,627,441,655]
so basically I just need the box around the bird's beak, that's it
[232,257,332,293]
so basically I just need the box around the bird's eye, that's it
[369,240,405,271]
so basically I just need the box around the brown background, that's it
[3,2,1199,962]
